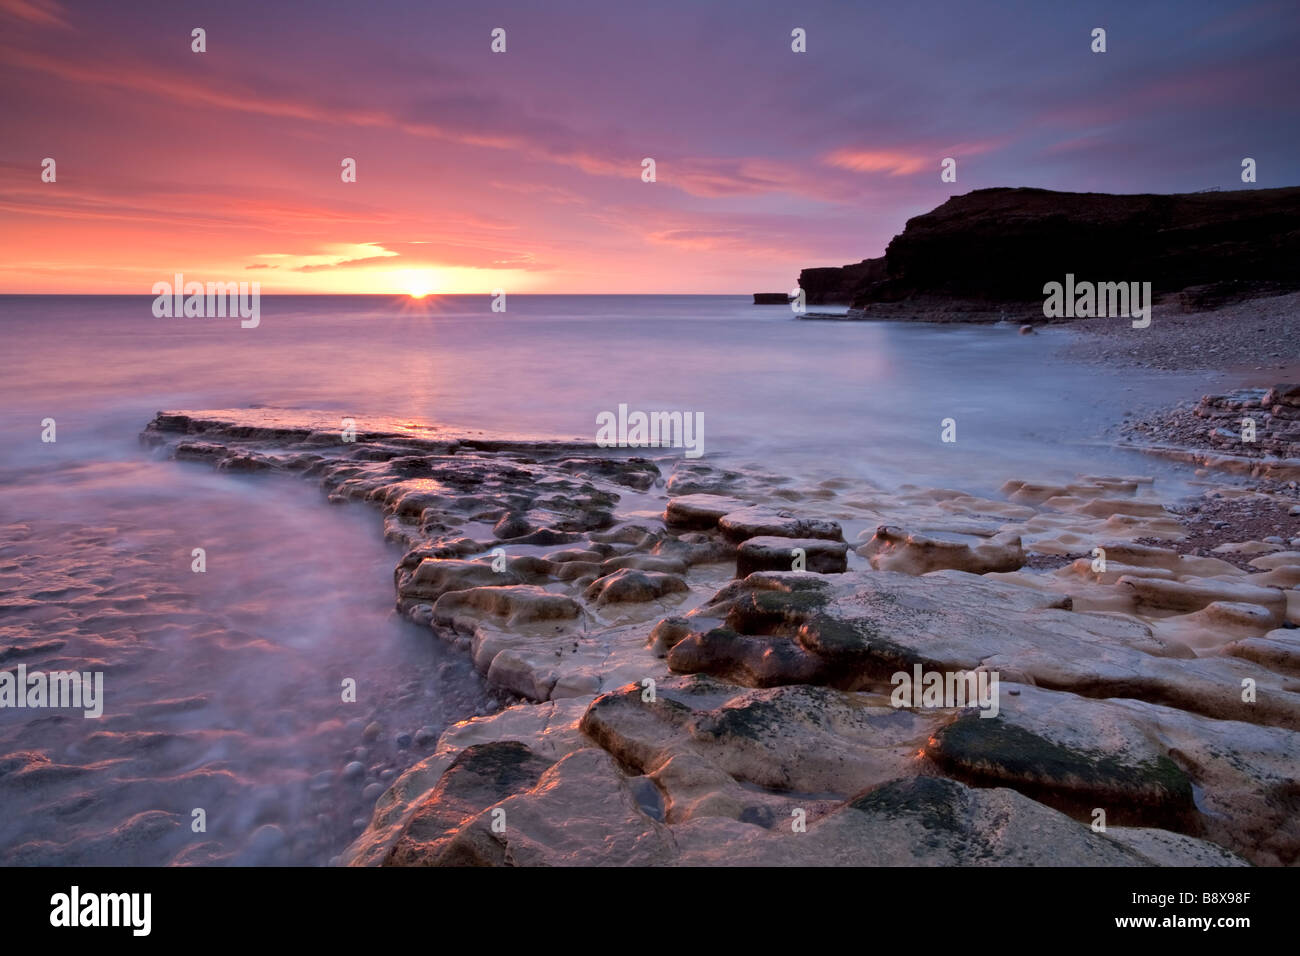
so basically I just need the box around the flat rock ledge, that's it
[141,410,1298,867]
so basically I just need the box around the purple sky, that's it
[2,0,1297,292]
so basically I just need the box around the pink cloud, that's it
[823,149,931,176]
[2,44,867,204]
[823,138,1008,177]
[0,0,69,29]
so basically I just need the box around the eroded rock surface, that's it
[857,524,1023,574]
[142,410,1296,867]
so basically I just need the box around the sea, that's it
[0,294,1214,864]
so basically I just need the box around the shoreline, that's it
[136,401,1300,867]
[1058,290,1299,374]
[801,288,1299,360]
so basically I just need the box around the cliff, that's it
[798,257,886,305]
[801,186,1300,310]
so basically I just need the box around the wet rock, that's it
[545,548,606,564]
[397,559,521,604]
[448,748,676,866]
[972,684,1300,865]
[668,627,828,687]
[736,536,848,576]
[172,441,226,462]
[664,494,751,531]
[599,554,689,576]
[652,534,736,566]
[497,555,554,582]
[383,741,554,866]
[492,514,536,539]
[556,457,659,491]
[552,560,602,583]
[584,569,689,606]
[343,699,593,866]
[642,768,1238,864]
[508,527,586,546]
[590,524,659,546]
[927,712,1194,827]
[1117,575,1286,627]
[717,506,843,544]
[665,463,747,496]
[668,570,1300,729]
[381,741,677,866]
[403,538,488,562]
[1093,541,1240,576]
[1073,498,1171,519]
[434,585,581,630]
[1250,563,1300,589]
[646,617,696,657]
[1265,383,1300,407]
[671,776,1193,866]
[1063,557,1175,586]
[857,525,1023,574]
[581,677,933,805]
[1223,628,1300,676]
[1001,479,1070,505]
[1105,828,1247,867]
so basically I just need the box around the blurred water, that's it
[1,294,1210,489]
[0,294,1212,865]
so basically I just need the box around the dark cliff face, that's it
[800,186,1300,309]
[798,258,886,304]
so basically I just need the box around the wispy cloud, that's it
[1,0,1296,293]
[824,138,1007,177]
[823,149,932,176]
[0,0,69,29]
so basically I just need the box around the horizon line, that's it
[0,291,783,297]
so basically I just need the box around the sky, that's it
[1,0,1297,294]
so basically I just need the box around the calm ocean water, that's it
[0,294,1211,864]
[0,294,1210,487]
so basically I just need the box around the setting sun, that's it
[402,270,437,299]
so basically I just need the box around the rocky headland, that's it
[140,407,1300,867]
[799,186,1300,321]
